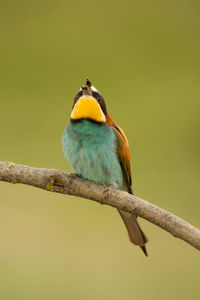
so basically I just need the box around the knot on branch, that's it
[0,161,200,251]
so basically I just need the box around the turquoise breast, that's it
[62,120,123,188]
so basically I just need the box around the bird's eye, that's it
[74,91,83,103]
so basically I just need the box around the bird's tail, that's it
[118,209,149,256]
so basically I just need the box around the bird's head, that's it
[70,78,107,123]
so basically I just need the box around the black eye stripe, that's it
[72,89,107,115]
[92,92,107,114]
[92,91,102,100]
[72,90,83,109]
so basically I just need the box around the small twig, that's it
[0,161,199,251]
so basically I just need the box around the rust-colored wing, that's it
[106,113,148,255]
[106,113,132,193]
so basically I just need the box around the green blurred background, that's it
[0,0,200,299]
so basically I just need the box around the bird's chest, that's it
[62,121,123,187]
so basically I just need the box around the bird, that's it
[62,78,148,256]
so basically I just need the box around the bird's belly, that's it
[62,125,123,188]
[74,144,123,187]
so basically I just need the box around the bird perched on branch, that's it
[62,79,148,256]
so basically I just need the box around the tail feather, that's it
[118,209,149,256]
[141,245,148,257]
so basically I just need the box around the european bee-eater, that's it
[62,79,148,256]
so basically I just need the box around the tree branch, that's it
[0,161,199,251]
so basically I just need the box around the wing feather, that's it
[106,114,132,193]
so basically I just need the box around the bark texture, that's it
[0,161,200,251]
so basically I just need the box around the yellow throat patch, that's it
[71,95,106,122]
